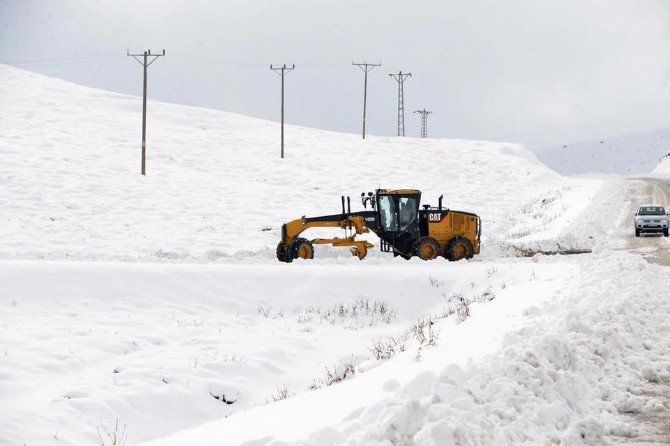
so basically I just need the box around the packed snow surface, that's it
[3,65,663,446]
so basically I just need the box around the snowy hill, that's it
[532,128,670,176]
[0,64,615,262]
[2,65,652,446]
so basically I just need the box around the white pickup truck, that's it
[634,205,669,237]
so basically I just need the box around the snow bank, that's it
[0,64,587,262]
[651,153,670,178]
[168,252,667,446]
[506,176,629,254]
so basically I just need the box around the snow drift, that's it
[1,65,647,446]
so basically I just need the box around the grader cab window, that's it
[378,195,398,232]
[398,197,418,230]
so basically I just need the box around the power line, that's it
[352,62,381,139]
[270,64,295,159]
[0,51,119,65]
[414,109,432,138]
[127,49,166,176]
[389,71,412,137]
[170,54,343,68]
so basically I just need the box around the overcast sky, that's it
[1,0,670,145]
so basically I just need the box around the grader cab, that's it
[276,189,481,262]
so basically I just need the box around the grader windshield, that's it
[378,195,398,232]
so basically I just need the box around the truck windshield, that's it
[378,195,398,232]
[639,206,666,216]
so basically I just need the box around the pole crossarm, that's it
[389,71,412,137]
[352,62,381,139]
[270,64,295,75]
[352,61,381,73]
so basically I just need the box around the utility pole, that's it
[270,64,295,158]
[127,49,165,176]
[414,109,432,138]
[388,71,412,137]
[352,62,381,139]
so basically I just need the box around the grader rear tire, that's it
[413,237,440,261]
[289,238,314,261]
[445,237,474,261]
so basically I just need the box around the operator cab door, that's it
[377,194,420,255]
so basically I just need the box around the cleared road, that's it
[607,177,670,444]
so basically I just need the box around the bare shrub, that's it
[456,297,471,322]
[270,384,292,402]
[369,336,408,360]
[257,304,284,319]
[97,419,126,446]
[410,317,439,347]
[257,304,271,318]
[309,356,358,390]
[428,275,445,288]
[293,296,395,329]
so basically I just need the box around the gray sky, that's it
[1,0,670,145]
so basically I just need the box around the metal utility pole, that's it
[414,109,432,138]
[352,62,381,139]
[270,64,295,158]
[127,49,166,176]
[388,71,412,137]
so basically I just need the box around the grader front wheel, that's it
[289,238,314,261]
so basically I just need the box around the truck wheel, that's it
[635,229,640,237]
[664,229,669,237]
[413,237,440,261]
[289,238,314,261]
[445,237,474,261]
[276,242,288,262]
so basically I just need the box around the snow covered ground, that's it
[533,128,670,176]
[2,65,668,446]
[0,63,612,262]
[652,153,670,178]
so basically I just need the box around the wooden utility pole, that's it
[127,49,166,175]
[270,64,295,158]
[352,62,381,139]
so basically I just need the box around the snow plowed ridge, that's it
[144,253,670,446]
[0,64,575,262]
[295,253,670,445]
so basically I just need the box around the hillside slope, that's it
[0,63,608,262]
[532,128,670,176]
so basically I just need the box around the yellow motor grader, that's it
[276,189,481,262]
